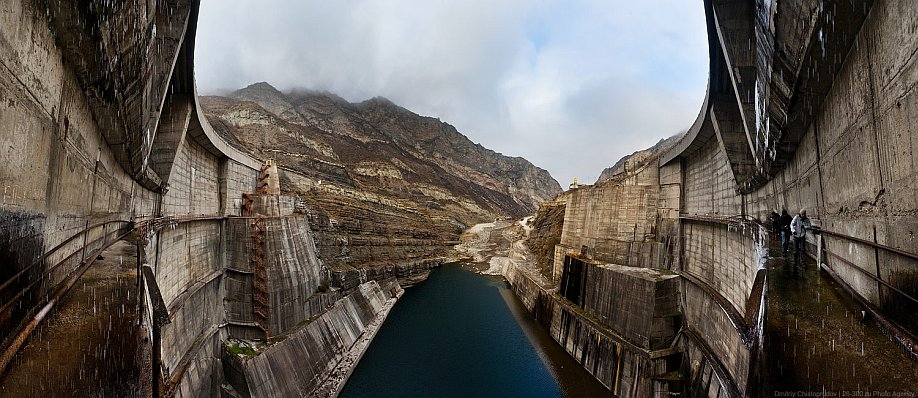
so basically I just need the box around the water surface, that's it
[340,264,575,397]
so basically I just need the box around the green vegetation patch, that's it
[226,341,258,357]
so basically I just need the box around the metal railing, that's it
[816,228,918,307]
[821,228,918,262]
[814,228,918,353]
[681,215,918,312]
[0,220,132,324]
[677,214,770,343]
[818,241,918,307]
[0,219,132,376]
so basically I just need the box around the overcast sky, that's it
[195,0,709,186]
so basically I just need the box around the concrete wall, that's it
[0,2,375,396]
[0,2,153,335]
[161,139,223,215]
[674,0,918,337]
[577,264,680,350]
[556,162,663,274]
[4,0,918,396]
[540,2,918,395]
[498,256,679,397]
[223,216,326,335]
[224,279,402,398]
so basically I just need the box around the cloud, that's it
[195,0,708,186]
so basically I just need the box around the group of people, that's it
[769,208,812,267]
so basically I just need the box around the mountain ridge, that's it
[228,82,561,211]
[200,82,561,272]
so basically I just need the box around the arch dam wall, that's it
[0,1,408,397]
[509,0,918,397]
[1,0,917,397]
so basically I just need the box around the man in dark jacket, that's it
[791,209,812,267]
[779,209,792,256]
[770,211,781,241]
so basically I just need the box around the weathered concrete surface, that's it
[537,0,918,395]
[555,161,664,274]
[560,260,681,351]
[458,221,683,397]
[0,239,142,397]
[312,278,403,398]
[0,2,401,396]
[3,0,918,396]
[223,279,403,398]
[0,0,154,340]
[223,215,325,335]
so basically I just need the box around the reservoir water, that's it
[339,264,610,398]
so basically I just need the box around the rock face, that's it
[595,134,681,184]
[200,83,561,275]
[525,200,567,277]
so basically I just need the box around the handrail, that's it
[0,229,127,319]
[817,228,918,315]
[819,258,918,359]
[820,228,918,263]
[0,228,133,377]
[821,247,918,306]
[135,213,310,235]
[679,269,767,348]
[0,220,131,296]
[138,214,227,232]
[680,214,770,231]
[0,223,132,321]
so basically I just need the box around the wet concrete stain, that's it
[0,239,140,397]
[883,271,918,335]
[0,210,45,338]
[764,252,918,394]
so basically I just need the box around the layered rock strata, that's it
[200,84,561,283]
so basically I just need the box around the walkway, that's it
[764,244,918,395]
[0,239,142,397]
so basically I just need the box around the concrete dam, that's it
[0,0,916,397]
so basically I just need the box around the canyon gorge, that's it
[0,0,917,397]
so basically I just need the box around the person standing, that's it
[791,209,812,267]
[770,211,781,241]
[780,209,793,256]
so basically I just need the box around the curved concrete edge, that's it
[224,279,405,398]
[189,87,262,170]
[166,0,262,172]
[316,287,405,398]
[660,0,716,167]
[660,86,711,166]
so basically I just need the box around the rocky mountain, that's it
[595,134,682,184]
[200,82,561,276]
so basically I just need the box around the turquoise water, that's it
[339,264,563,398]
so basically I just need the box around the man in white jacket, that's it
[791,209,812,267]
